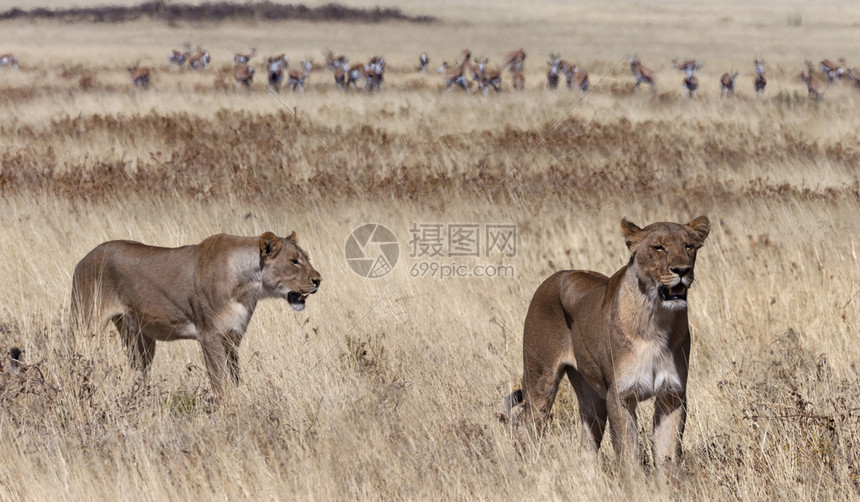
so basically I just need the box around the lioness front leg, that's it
[223,335,241,385]
[567,368,607,452]
[607,387,639,466]
[653,392,686,467]
[200,335,230,399]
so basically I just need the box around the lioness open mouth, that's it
[287,291,308,311]
[659,284,687,302]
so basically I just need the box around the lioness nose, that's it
[312,278,321,287]
[671,266,691,277]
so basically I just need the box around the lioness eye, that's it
[291,259,300,265]
[685,244,695,250]
[652,245,665,251]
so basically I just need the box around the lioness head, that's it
[260,231,322,311]
[621,216,710,310]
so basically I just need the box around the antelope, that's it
[189,48,210,70]
[458,49,473,67]
[819,58,845,84]
[416,52,429,72]
[720,71,738,97]
[127,66,151,89]
[266,54,288,93]
[233,48,257,66]
[547,54,560,89]
[234,65,255,89]
[802,61,822,101]
[754,59,767,94]
[630,56,656,92]
[167,48,190,68]
[324,50,348,71]
[0,53,18,69]
[672,58,702,73]
[288,60,313,93]
[505,48,526,91]
[0,53,17,69]
[673,58,701,98]
[475,57,502,94]
[346,63,366,90]
[848,68,860,89]
[442,58,471,92]
[436,61,450,74]
[365,56,385,92]
[566,64,589,92]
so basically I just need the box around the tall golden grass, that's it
[1,1,860,499]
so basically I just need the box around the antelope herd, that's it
[2,48,858,101]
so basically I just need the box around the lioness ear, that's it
[687,216,710,245]
[286,231,297,242]
[260,232,282,259]
[620,218,643,250]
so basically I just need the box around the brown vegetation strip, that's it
[2,111,858,205]
[0,1,436,24]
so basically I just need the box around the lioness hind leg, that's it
[522,362,565,433]
[113,316,156,374]
[567,368,607,452]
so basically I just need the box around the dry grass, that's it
[2,1,860,500]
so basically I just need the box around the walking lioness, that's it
[70,232,322,398]
[501,217,709,468]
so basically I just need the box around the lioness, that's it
[501,217,709,468]
[70,232,321,398]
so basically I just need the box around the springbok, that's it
[674,58,701,98]
[802,61,822,101]
[672,58,702,73]
[416,52,429,72]
[234,65,255,89]
[566,64,589,92]
[127,66,151,89]
[630,56,656,93]
[442,58,471,92]
[720,71,738,97]
[547,54,560,89]
[0,53,17,69]
[189,48,210,70]
[346,63,366,90]
[324,50,348,71]
[288,60,313,93]
[848,68,860,89]
[475,57,502,94]
[266,54,288,93]
[167,48,190,68]
[505,48,526,90]
[233,48,257,66]
[754,59,767,94]
[819,58,846,84]
[365,56,385,92]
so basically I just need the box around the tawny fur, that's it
[502,217,710,470]
[70,232,322,400]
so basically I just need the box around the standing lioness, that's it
[502,217,709,468]
[71,232,321,398]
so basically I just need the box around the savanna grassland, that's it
[1,0,860,499]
